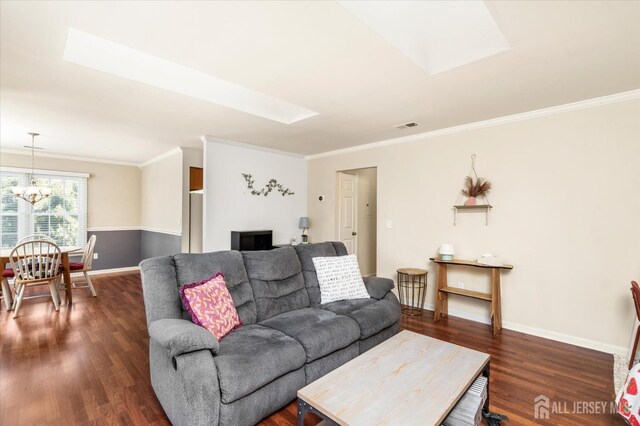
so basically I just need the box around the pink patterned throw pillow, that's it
[180,273,241,341]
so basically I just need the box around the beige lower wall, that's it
[0,152,141,229]
[308,99,640,353]
[141,149,183,234]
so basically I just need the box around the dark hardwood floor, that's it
[0,272,622,425]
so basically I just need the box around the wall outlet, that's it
[386,220,393,229]
[93,253,99,260]
[457,282,465,289]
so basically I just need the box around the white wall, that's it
[203,139,307,251]
[307,99,640,355]
[141,148,183,234]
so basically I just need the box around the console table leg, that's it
[495,270,502,331]
[434,264,448,321]
[491,269,501,334]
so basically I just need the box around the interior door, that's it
[338,172,357,254]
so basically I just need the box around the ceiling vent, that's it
[395,122,418,129]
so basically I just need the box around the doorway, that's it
[337,167,377,276]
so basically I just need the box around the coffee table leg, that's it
[482,361,509,425]
[297,398,340,426]
[483,361,491,414]
[298,399,309,426]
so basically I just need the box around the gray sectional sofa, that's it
[140,241,401,426]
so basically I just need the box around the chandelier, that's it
[12,132,52,204]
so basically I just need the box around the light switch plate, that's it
[386,220,392,229]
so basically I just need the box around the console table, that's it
[430,257,513,335]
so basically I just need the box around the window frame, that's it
[1,167,89,249]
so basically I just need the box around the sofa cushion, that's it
[174,251,257,325]
[243,247,310,321]
[320,292,401,339]
[214,324,306,404]
[294,242,338,306]
[259,307,360,362]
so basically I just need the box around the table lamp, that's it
[439,244,455,261]
[299,217,309,244]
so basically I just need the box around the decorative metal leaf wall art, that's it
[242,173,295,197]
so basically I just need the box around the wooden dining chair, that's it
[9,240,63,318]
[69,235,97,297]
[3,234,52,308]
[630,281,640,369]
[1,267,13,310]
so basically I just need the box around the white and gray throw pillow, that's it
[312,255,370,304]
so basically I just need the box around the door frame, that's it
[336,171,358,255]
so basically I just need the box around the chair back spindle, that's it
[80,235,97,270]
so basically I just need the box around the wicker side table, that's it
[396,268,428,316]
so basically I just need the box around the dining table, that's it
[1,245,82,304]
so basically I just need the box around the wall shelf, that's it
[453,204,492,225]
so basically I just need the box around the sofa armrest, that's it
[364,276,395,300]
[149,319,219,358]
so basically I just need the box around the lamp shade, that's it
[439,244,455,260]
[298,217,309,229]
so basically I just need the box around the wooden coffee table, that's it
[297,330,494,426]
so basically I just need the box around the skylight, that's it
[63,28,318,124]
[338,1,509,75]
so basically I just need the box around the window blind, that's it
[0,169,88,249]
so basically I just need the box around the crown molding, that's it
[201,135,306,159]
[306,89,640,160]
[0,166,90,178]
[0,148,140,167]
[137,147,182,168]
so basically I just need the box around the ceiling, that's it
[1,1,639,164]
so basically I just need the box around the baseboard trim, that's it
[501,320,627,356]
[424,303,492,325]
[423,303,626,356]
[75,266,140,276]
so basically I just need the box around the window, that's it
[1,168,88,249]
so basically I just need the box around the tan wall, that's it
[0,152,141,229]
[307,100,640,354]
[141,149,183,234]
